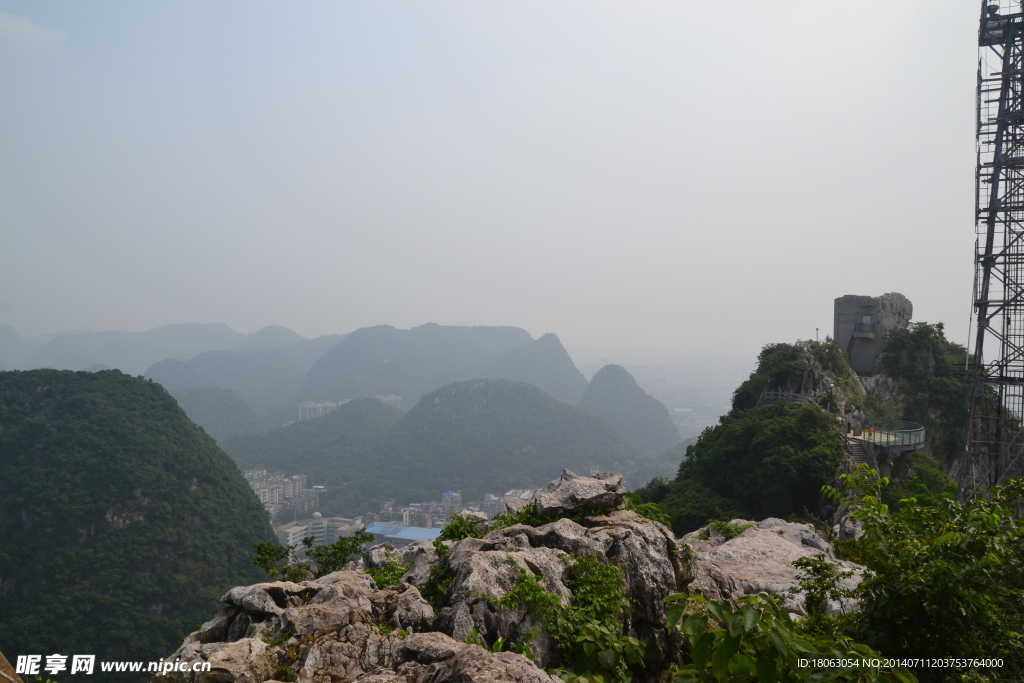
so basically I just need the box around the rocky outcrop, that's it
[153,572,434,683]
[531,470,627,518]
[358,632,559,683]
[154,472,866,683]
[683,518,863,616]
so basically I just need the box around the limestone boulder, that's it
[532,470,627,518]
[434,510,691,680]
[382,632,560,683]
[684,518,863,616]
[152,572,435,683]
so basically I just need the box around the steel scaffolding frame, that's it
[962,0,1024,499]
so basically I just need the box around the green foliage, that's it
[634,477,745,538]
[731,343,808,414]
[0,369,275,682]
[252,530,374,581]
[880,451,957,510]
[421,539,455,608]
[496,554,641,683]
[663,592,915,683]
[623,492,672,525]
[877,322,970,465]
[439,513,486,542]
[307,530,375,576]
[641,402,844,535]
[491,500,549,529]
[577,364,681,457]
[169,386,268,442]
[706,520,753,541]
[808,337,848,377]
[827,470,1024,681]
[365,557,412,589]
[490,500,613,532]
[224,380,640,517]
[790,554,854,636]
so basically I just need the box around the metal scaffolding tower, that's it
[962,0,1024,499]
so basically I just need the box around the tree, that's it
[252,530,374,581]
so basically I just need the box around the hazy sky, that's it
[0,0,979,367]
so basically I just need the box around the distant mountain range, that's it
[2,322,683,459]
[223,379,643,516]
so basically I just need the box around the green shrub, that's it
[365,557,412,588]
[663,592,915,683]
[252,530,374,581]
[494,553,642,683]
[825,466,1024,681]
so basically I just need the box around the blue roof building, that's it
[364,521,442,547]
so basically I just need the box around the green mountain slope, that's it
[0,370,274,678]
[482,333,589,404]
[222,397,403,495]
[577,364,680,456]
[296,324,535,405]
[171,386,268,442]
[224,380,639,516]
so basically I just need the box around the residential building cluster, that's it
[374,394,402,409]
[244,469,320,520]
[299,399,351,421]
[274,512,365,548]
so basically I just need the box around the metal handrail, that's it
[756,390,817,408]
[855,417,925,449]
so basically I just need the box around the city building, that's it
[363,521,441,548]
[273,514,364,548]
[299,401,338,421]
[374,394,402,409]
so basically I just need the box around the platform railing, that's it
[856,417,926,450]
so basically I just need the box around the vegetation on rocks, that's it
[251,529,375,582]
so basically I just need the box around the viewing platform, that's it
[849,417,925,454]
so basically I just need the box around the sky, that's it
[0,0,981,369]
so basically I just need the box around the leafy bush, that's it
[365,557,412,589]
[700,520,757,540]
[663,592,915,683]
[495,554,643,683]
[635,477,745,538]
[730,343,808,413]
[252,530,374,581]
[623,492,672,525]
[825,466,1024,681]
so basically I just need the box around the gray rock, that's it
[532,470,627,518]
[383,633,560,683]
[684,519,862,616]
[434,509,691,679]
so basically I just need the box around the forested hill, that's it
[295,324,536,406]
[170,386,269,441]
[0,370,274,679]
[223,379,640,516]
[482,333,589,404]
[577,364,680,456]
[222,397,404,492]
[638,326,963,535]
